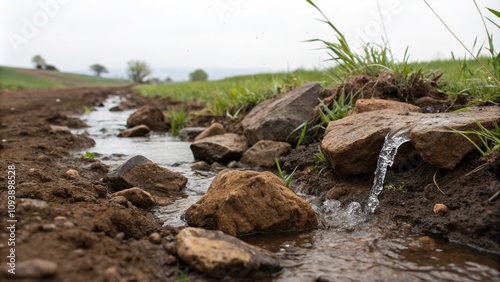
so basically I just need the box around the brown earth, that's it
[0,85,498,281]
[0,86,197,281]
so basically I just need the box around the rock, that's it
[18,199,50,217]
[185,170,317,236]
[109,100,135,112]
[190,161,211,171]
[110,195,129,207]
[149,232,162,244]
[49,125,70,134]
[240,140,292,167]
[321,107,500,175]
[65,169,79,177]
[242,82,323,145]
[351,98,421,115]
[112,187,156,209]
[179,127,205,141]
[176,227,281,278]
[103,155,187,196]
[190,133,248,164]
[126,106,166,131]
[433,203,448,214]
[15,259,57,278]
[118,124,150,137]
[194,123,226,141]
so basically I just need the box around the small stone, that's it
[29,168,37,174]
[433,203,448,214]
[110,195,128,206]
[63,221,75,228]
[112,187,156,209]
[149,232,162,244]
[49,125,70,134]
[66,169,79,177]
[164,254,177,265]
[73,249,87,257]
[53,216,67,226]
[103,266,121,281]
[15,259,57,278]
[227,161,239,168]
[18,199,50,216]
[41,224,57,232]
[115,232,126,240]
[190,161,211,171]
[163,242,176,253]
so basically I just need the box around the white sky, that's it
[1,0,499,80]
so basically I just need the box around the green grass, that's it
[0,66,129,90]
[137,69,329,116]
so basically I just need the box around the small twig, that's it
[433,170,446,195]
[488,190,500,202]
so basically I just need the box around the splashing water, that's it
[366,128,411,213]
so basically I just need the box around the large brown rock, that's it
[240,140,292,167]
[321,106,500,175]
[126,106,166,131]
[103,155,187,196]
[185,170,317,236]
[190,133,248,164]
[176,227,281,278]
[242,82,323,145]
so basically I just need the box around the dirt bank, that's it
[0,86,188,281]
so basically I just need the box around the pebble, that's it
[110,196,128,206]
[15,259,57,278]
[164,254,177,265]
[433,203,448,214]
[73,249,87,257]
[18,199,50,216]
[149,232,162,244]
[115,232,126,240]
[66,169,80,177]
[41,224,57,232]
[63,221,76,228]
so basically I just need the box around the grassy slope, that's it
[0,66,129,90]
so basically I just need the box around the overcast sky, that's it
[1,0,499,80]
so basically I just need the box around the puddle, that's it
[76,96,500,281]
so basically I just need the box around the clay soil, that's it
[0,85,498,281]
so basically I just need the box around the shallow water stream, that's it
[75,97,499,281]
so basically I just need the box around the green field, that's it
[0,66,129,90]
[137,57,499,116]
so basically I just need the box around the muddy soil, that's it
[0,86,192,281]
[0,85,498,281]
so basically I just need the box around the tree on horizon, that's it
[189,69,208,82]
[31,55,46,69]
[89,64,109,77]
[127,60,152,83]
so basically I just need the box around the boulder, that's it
[321,106,500,175]
[112,187,156,209]
[103,155,187,196]
[242,82,323,145]
[190,133,248,164]
[185,170,317,236]
[240,140,292,167]
[178,127,205,141]
[194,123,226,141]
[351,98,421,115]
[126,106,166,131]
[118,125,150,137]
[176,227,281,278]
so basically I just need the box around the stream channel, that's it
[75,96,499,281]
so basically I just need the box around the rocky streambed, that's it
[0,85,498,281]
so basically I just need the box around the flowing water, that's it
[75,97,500,281]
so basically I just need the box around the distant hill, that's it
[0,66,130,90]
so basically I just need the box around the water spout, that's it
[366,128,411,213]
